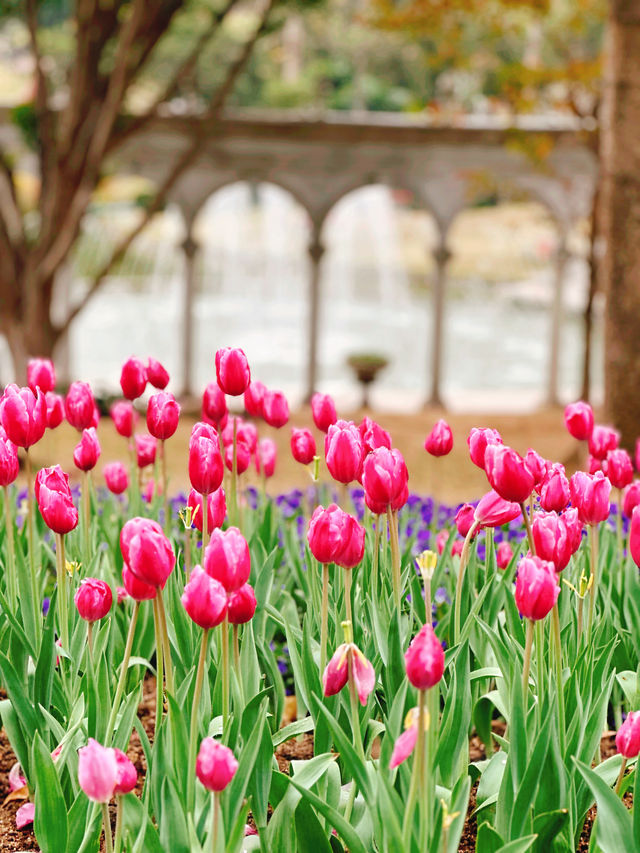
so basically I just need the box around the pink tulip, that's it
[146,392,180,440]
[539,463,570,513]
[323,642,375,705]
[636,438,640,473]
[389,722,419,769]
[196,738,238,791]
[27,358,56,394]
[187,488,226,533]
[121,565,156,602]
[45,392,64,429]
[514,555,559,621]
[244,381,266,418]
[484,444,534,504]
[189,424,223,495]
[104,462,129,495]
[116,587,128,604]
[362,447,408,508]
[227,583,257,625]
[111,401,137,439]
[65,381,95,431]
[16,802,35,829]
[224,439,251,475]
[606,448,634,490]
[222,417,258,454]
[308,504,348,564]
[358,416,392,454]
[0,436,19,487]
[532,511,574,572]
[78,739,118,802]
[35,465,79,535]
[467,427,502,470]
[135,434,157,468]
[1,384,47,448]
[262,389,289,428]
[121,517,175,588]
[623,482,640,519]
[455,504,477,538]
[496,541,513,569]
[120,357,147,401]
[404,624,444,690]
[311,392,337,433]
[334,514,366,569]
[588,425,620,461]
[424,419,453,457]
[204,526,251,592]
[616,711,640,759]
[202,382,228,427]
[74,579,113,622]
[474,490,522,527]
[451,539,464,557]
[215,347,251,396]
[73,427,101,472]
[569,470,611,525]
[291,428,316,465]
[391,482,409,512]
[436,530,448,555]
[526,449,548,491]
[564,401,594,441]
[630,506,640,569]
[255,438,277,478]
[147,357,170,390]
[325,420,364,484]
[182,566,228,629]
[113,749,137,795]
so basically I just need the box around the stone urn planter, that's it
[346,353,389,409]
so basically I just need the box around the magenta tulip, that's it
[291,427,316,465]
[104,462,128,495]
[0,436,19,487]
[121,517,175,588]
[569,470,611,525]
[588,425,620,461]
[45,392,64,429]
[564,401,594,441]
[455,504,477,538]
[204,527,251,592]
[532,511,574,572]
[189,424,223,495]
[1,384,47,448]
[323,642,375,704]
[121,565,156,601]
[262,389,289,428]
[616,711,640,759]
[65,382,95,431]
[215,347,251,396]
[187,488,226,533]
[334,513,366,569]
[182,566,228,629]
[255,438,277,478]
[358,416,392,454]
[35,465,79,534]
[514,555,559,621]
[196,738,238,791]
[362,446,408,508]
[78,739,118,803]
[623,482,640,519]
[227,583,257,625]
[146,392,180,440]
[325,420,364,484]
[606,448,634,490]
[224,439,251,475]
[202,382,228,426]
[120,357,147,401]
[474,489,522,527]
[146,357,170,390]
[404,624,444,690]
[496,541,514,569]
[539,463,570,513]
[27,358,56,394]
[113,749,137,795]
[467,427,502,470]
[484,443,534,504]
[244,381,266,418]
[311,392,337,433]
[74,579,113,622]
[135,434,157,468]
[630,506,640,568]
[111,401,137,439]
[424,419,453,457]
[73,427,101,472]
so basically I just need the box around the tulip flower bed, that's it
[0,352,638,853]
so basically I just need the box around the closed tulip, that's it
[291,427,316,465]
[227,583,257,625]
[334,513,366,569]
[35,465,78,534]
[539,463,570,513]
[325,420,364,484]
[484,443,534,504]
[569,470,611,525]
[616,711,640,759]
[630,506,640,568]
[215,347,251,396]
[74,578,113,622]
[362,446,408,507]
[78,739,118,803]
[514,555,559,621]
[496,541,514,569]
[45,392,64,429]
[532,511,573,572]
[204,526,251,592]
[358,416,392,454]
[120,357,147,400]
[262,389,289,428]
[564,401,594,441]
[474,489,522,527]
[311,392,337,433]
[606,448,634,489]
[146,357,169,390]
[146,391,180,440]
[121,565,156,601]
[135,434,157,468]
[244,381,266,418]
[187,488,226,533]
[455,504,477,538]
[73,427,101,472]
[113,749,137,795]
[222,417,258,454]
[255,438,277,478]
[196,738,238,791]
[562,506,583,554]
[391,481,409,511]
[526,448,549,491]
[27,358,56,394]
[111,401,137,438]
[202,382,228,426]
[65,381,95,431]
[308,504,347,564]
[182,566,228,629]
[0,436,19,486]
[121,517,175,588]
[588,425,620,461]
[189,429,224,495]
[1,384,47,448]
[224,439,251,475]
[405,624,445,690]
[104,462,128,495]
[424,419,453,457]
[623,482,640,519]
[323,642,375,705]
[467,427,502,470]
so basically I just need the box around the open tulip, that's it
[323,642,375,705]
[389,707,426,769]
[564,401,594,441]
[325,420,364,484]
[424,419,453,457]
[73,427,101,472]
[244,381,266,418]
[405,624,444,690]
[1,384,47,448]
[311,392,337,433]
[291,427,316,465]
[215,347,251,396]
[204,526,251,593]
[27,358,56,393]
[146,392,180,440]
[182,566,228,629]
[146,357,169,390]
[262,389,289,428]
[75,578,113,622]
[65,382,96,431]
[514,555,559,621]
[120,357,147,400]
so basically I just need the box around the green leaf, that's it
[32,732,68,853]
[495,837,537,853]
[273,716,315,747]
[574,759,635,853]
[476,821,504,852]
[159,775,190,853]
[287,772,368,853]
[314,699,373,802]
[532,809,569,851]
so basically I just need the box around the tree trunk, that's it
[601,1,640,449]
[1,270,58,385]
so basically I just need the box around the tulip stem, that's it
[614,757,627,796]
[25,449,40,639]
[152,597,164,733]
[3,486,17,610]
[535,619,545,730]
[106,602,140,743]
[520,501,536,555]
[156,588,174,696]
[187,628,210,813]
[522,618,534,699]
[402,687,426,850]
[160,439,168,529]
[387,507,401,615]
[232,624,240,673]
[211,791,220,853]
[221,615,230,732]
[101,802,114,853]
[372,520,381,598]
[454,521,480,645]
[55,533,69,653]
[320,563,329,676]
[83,470,91,568]
[346,644,365,762]
[616,488,623,568]
[201,493,209,550]
[185,527,192,583]
[587,524,598,641]
[113,795,123,853]
[230,419,238,528]
[344,568,353,631]
[551,603,566,755]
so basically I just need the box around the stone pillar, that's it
[428,241,451,407]
[181,232,200,398]
[305,236,325,402]
[547,241,569,406]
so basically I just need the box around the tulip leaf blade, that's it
[574,759,635,853]
[31,731,68,853]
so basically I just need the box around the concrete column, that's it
[305,236,325,402]
[181,232,200,398]
[428,241,451,407]
[548,242,569,406]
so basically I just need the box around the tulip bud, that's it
[514,555,559,621]
[358,416,392,454]
[35,465,79,535]
[182,566,228,629]
[362,447,408,507]
[532,511,573,572]
[189,424,223,495]
[227,583,257,625]
[474,490,521,528]
[121,565,156,601]
[215,347,251,396]
[1,384,47,448]
[405,623,444,690]
[496,541,513,569]
[484,444,534,504]
[615,711,640,759]
[588,425,620,461]
[291,428,316,465]
[120,357,147,401]
[104,462,129,495]
[73,427,101,472]
[196,738,238,791]
[45,392,64,429]
[146,358,170,390]
[0,436,19,487]
[146,391,180,440]
[467,427,502,470]
[111,401,137,438]
[65,382,96,431]
[187,487,226,533]
[262,389,289,428]
[116,587,128,604]
[562,506,583,554]
[455,504,477,538]
[255,438,277,479]
[74,579,113,622]
[564,401,594,441]
[121,517,175,588]
[311,392,337,433]
[323,642,375,704]
[135,434,157,468]
[606,448,634,490]
[539,463,570,513]
[78,739,118,803]
[224,439,251,475]
[113,749,137,795]
[27,358,56,394]
[334,514,366,570]
[623,482,640,519]
[202,382,228,427]
[325,420,364,485]
[451,539,464,557]
[222,417,257,454]
[244,381,266,418]
[569,470,611,525]
[204,526,251,592]
[424,419,453,457]
[436,530,448,555]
